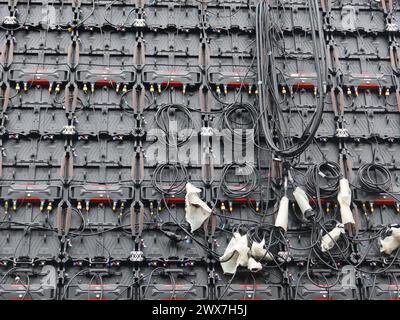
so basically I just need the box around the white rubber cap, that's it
[275,196,289,231]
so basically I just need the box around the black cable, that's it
[305,161,341,199]
[151,162,188,196]
[154,104,195,148]
[357,163,392,193]
[219,102,258,134]
[256,0,326,158]
[220,163,258,198]
[160,222,187,242]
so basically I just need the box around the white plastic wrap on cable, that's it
[185,183,212,232]
[337,178,355,225]
[320,223,345,252]
[380,228,400,255]
[247,257,262,272]
[220,233,249,274]
[293,187,312,215]
[275,196,289,231]
[251,239,273,261]
[236,237,250,268]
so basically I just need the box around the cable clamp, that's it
[129,251,144,262]
[336,128,349,138]
[200,127,213,137]
[3,16,17,25]
[62,125,76,136]
[133,19,146,27]
[387,23,398,32]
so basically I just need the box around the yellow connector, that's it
[47,202,52,212]
[150,84,155,93]
[49,83,53,93]
[122,84,127,93]
[354,87,358,97]
[55,84,60,93]
[83,83,88,94]
[24,82,28,92]
[4,200,8,215]
[216,85,221,95]
[40,201,44,212]
[220,202,225,212]
[15,83,20,91]
[115,83,120,93]
[12,200,17,211]
[77,201,82,210]
[385,88,390,96]
[347,87,352,96]
[112,201,117,211]
[91,83,95,93]
[150,201,154,215]
[282,86,286,94]
[223,85,228,96]
[157,84,162,94]
[85,200,90,212]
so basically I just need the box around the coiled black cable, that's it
[155,104,195,147]
[152,163,188,196]
[305,161,341,199]
[220,102,258,133]
[220,163,258,198]
[357,163,392,193]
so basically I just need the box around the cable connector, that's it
[163,231,186,242]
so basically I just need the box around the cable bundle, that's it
[220,102,258,133]
[220,163,258,198]
[357,163,392,193]
[152,163,188,196]
[155,104,194,147]
[305,161,341,199]
[256,0,326,158]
